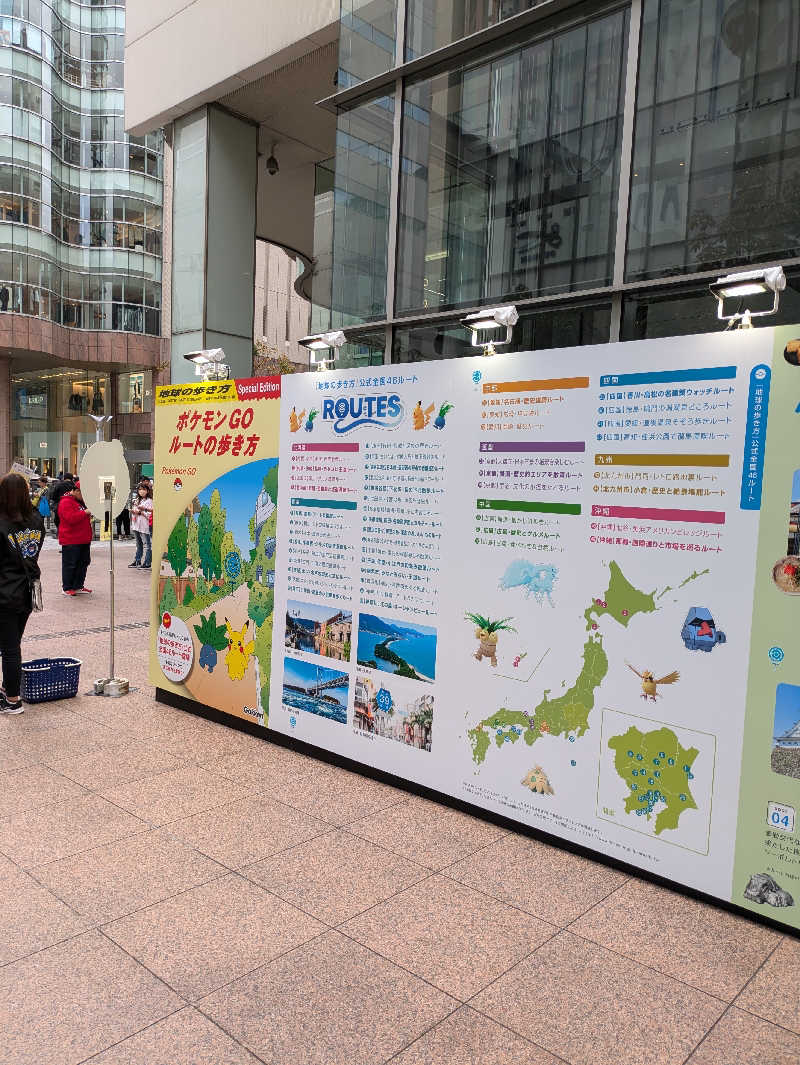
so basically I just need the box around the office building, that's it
[0,0,166,477]
[126,0,800,380]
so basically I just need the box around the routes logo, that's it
[322,394,404,434]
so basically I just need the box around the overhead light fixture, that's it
[183,347,231,381]
[461,304,519,356]
[299,330,347,371]
[710,266,786,329]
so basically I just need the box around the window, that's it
[626,0,800,282]
[330,93,395,324]
[392,299,611,360]
[405,0,550,60]
[117,370,153,414]
[397,8,628,314]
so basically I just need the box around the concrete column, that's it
[0,356,11,471]
[170,105,258,384]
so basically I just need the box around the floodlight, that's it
[461,304,519,355]
[183,347,230,381]
[710,266,786,328]
[299,330,347,370]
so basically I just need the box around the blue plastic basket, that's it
[21,657,82,704]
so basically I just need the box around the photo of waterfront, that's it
[356,613,437,683]
[281,656,349,725]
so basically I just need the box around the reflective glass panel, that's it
[392,299,611,360]
[330,92,394,325]
[626,0,800,281]
[397,7,628,314]
[406,0,550,60]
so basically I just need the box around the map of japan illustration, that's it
[467,559,714,849]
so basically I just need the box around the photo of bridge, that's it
[281,656,350,725]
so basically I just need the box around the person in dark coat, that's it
[0,472,45,714]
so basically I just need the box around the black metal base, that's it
[156,686,799,939]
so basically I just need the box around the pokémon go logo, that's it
[321,394,404,434]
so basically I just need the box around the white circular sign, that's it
[156,613,194,683]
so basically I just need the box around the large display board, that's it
[152,329,800,929]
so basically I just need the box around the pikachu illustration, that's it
[412,401,435,430]
[224,618,255,682]
[289,406,306,433]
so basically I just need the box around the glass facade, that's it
[321,0,800,360]
[0,0,163,335]
[11,365,109,474]
[398,7,627,313]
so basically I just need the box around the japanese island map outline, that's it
[467,559,710,840]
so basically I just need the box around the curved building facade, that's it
[0,0,165,477]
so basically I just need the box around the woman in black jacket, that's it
[0,472,45,714]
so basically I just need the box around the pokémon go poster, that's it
[149,377,280,726]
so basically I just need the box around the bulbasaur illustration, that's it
[500,560,559,606]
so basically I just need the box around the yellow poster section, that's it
[148,377,281,728]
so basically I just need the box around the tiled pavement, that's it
[0,544,798,1064]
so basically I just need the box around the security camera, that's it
[265,142,279,176]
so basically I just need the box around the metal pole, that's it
[109,491,114,682]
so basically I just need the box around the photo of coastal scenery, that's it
[356,613,437,683]
[285,600,352,663]
[354,674,433,751]
[281,656,349,725]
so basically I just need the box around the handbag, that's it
[11,532,43,612]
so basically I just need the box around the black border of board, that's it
[156,685,799,939]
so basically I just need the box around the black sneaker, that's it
[0,692,24,715]
[128,561,140,568]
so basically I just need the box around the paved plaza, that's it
[0,544,798,1064]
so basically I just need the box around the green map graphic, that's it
[468,560,704,767]
[608,725,698,834]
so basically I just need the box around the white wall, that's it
[124,0,339,134]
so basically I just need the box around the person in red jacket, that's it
[57,480,93,597]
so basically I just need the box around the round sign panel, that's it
[156,612,194,683]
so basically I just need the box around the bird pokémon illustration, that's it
[224,619,255,682]
[626,662,680,701]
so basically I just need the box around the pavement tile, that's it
[273,759,407,826]
[166,795,329,868]
[244,828,429,924]
[0,743,37,772]
[0,718,120,762]
[0,763,88,813]
[349,795,505,870]
[0,793,148,868]
[104,873,324,1000]
[87,1007,263,1064]
[199,930,457,1065]
[736,936,800,1033]
[42,740,187,790]
[445,833,628,926]
[161,724,263,764]
[391,1006,561,1065]
[685,1007,800,1064]
[343,873,553,999]
[0,930,183,1065]
[471,931,725,1065]
[207,745,407,825]
[98,765,253,826]
[0,855,91,965]
[31,827,228,923]
[571,878,780,1000]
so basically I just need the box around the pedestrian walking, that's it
[50,474,74,539]
[57,480,93,597]
[0,472,45,714]
[129,481,153,569]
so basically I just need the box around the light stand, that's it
[93,478,129,697]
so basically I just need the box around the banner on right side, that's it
[265,326,800,929]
